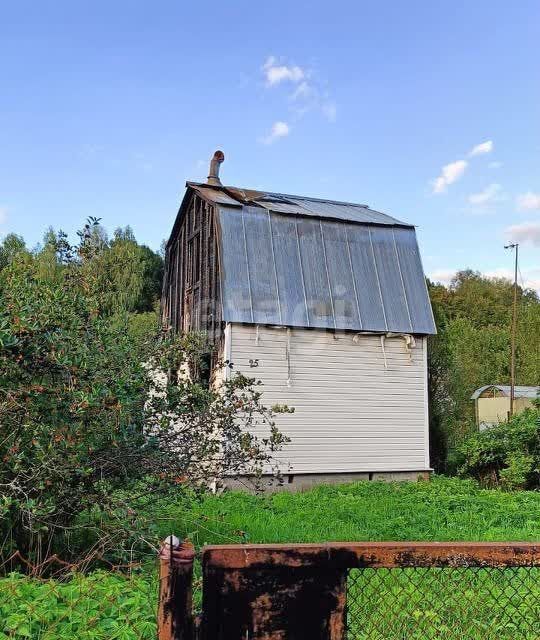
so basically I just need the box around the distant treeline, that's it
[428,271,540,471]
[0,221,164,316]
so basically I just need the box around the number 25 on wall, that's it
[249,359,259,368]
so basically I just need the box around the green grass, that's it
[4,477,540,639]
[347,566,540,639]
[161,476,540,546]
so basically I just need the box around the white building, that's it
[162,152,436,488]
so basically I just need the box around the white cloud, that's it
[484,267,540,293]
[483,267,516,280]
[260,121,290,145]
[469,140,494,156]
[468,183,503,207]
[0,207,7,224]
[291,81,313,100]
[430,266,540,293]
[263,56,305,86]
[516,191,540,211]
[505,221,540,247]
[429,269,456,286]
[488,161,503,169]
[262,56,337,125]
[432,160,468,194]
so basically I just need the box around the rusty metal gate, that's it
[157,539,540,639]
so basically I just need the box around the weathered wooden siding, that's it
[161,192,222,342]
[229,324,430,474]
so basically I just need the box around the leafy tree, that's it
[77,223,164,315]
[0,223,285,567]
[428,271,540,472]
[0,234,27,270]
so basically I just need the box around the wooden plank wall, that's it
[162,192,222,343]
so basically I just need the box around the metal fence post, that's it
[157,535,196,640]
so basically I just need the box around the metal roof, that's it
[217,204,436,334]
[189,182,411,227]
[471,385,540,400]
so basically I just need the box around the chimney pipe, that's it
[207,150,225,186]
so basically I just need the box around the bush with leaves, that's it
[457,406,540,489]
[428,270,540,472]
[0,222,286,569]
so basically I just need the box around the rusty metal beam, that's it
[200,566,347,640]
[157,537,196,640]
[202,541,540,570]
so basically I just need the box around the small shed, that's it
[161,152,436,488]
[471,385,540,429]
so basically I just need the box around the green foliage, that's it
[346,566,540,639]
[428,270,540,471]
[83,229,164,315]
[457,409,540,489]
[0,571,156,639]
[0,233,27,270]
[0,244,151,559]
[4,477,540,639]
[499,452,535,491]
[0,221,285,568]
[138,476,540,545]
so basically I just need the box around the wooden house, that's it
[162,151,436,488]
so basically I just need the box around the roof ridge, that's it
[266,191,370,209]
[188,181,371,209]
[187,181,412,227]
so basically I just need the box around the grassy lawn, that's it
[3,477,540,639]
[164,476,540,546]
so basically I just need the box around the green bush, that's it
[0,571,156,639]
[0,223,286,569]
[457,408,540,489]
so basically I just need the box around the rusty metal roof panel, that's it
[188,182,410,226]
[190,184,242,207]
[217,205,436,334]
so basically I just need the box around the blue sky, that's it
[1,1,539,290]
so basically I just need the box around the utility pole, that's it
[504,243,519,417]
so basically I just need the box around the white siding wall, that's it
[229,324,430,474]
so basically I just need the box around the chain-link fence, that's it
[197,541,540,640]
[347,566,540,639]
[5,542,540,639]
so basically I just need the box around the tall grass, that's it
[158,476,540,546]
[4,477,540,639]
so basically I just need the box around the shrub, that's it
[0,224,286,569]
[0,571,156,639]
[457,408,540,489]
